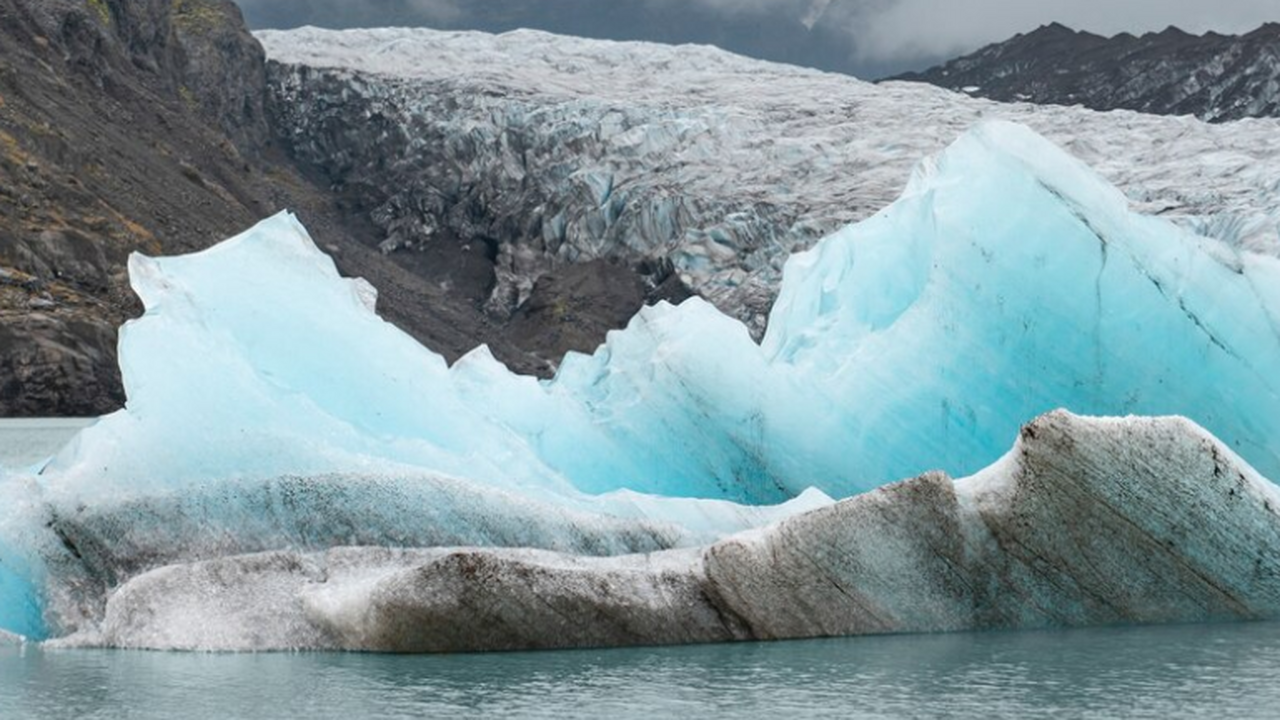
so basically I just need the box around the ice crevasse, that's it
[4,120,1280,640]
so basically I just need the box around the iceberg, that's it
[5,120,1280,644]
[402,120,1280,504]
[65,412,1280,652]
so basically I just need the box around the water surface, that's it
[4,622,1280,719]
[0,418,94,470]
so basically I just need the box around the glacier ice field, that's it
[259,26,1280,335]
[3,121,1280,641]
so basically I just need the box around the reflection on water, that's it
[4,621,1280,719]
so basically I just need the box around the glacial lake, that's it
[0,418,94,471]
[5,622,1280,719]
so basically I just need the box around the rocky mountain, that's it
[260,27,1280,338]
[891,22,1280,122]
[0,0,674,416]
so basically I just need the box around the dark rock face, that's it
[890,23,1280,122]
[0,313,118,416]
[4,0,268,151]
[169,0,271,152]
[508,259,693,372]
[0,0,285,415]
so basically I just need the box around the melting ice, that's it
[4,121,1280,640]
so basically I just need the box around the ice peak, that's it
[907,121,1129,217]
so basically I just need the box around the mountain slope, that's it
[891,22,1280,122]
[0,0,284,415]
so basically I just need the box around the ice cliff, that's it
[5,121,1280,648]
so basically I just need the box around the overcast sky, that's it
[237,0,1280,77]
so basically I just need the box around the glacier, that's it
[259,27,1280,334]
[5,120,1280,647]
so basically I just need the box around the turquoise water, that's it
[5,622,1280,719]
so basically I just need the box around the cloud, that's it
[237,0,1280,73]
[650,0,810,13]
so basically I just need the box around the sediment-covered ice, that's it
[6,121,1280,644]
[70,412,1280,652]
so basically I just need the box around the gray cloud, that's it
[237,0,462,30]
